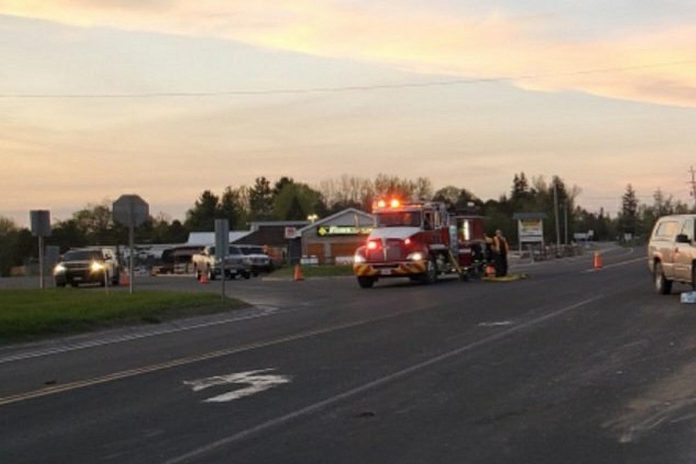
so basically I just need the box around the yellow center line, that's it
[0,305,438,407]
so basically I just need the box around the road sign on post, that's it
[113,195,149,228]
[30,210,51,290]
[113,195,149,294]
[215,219,229,302]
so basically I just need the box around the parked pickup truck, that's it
[192,245,252,281]
[648,214,696,294]
[237,245,274,275]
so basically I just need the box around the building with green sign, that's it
[297,208,375,264]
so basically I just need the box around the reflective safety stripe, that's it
[353,262,426,277]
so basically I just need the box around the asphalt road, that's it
[2,247,696,463]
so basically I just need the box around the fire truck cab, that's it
[353,198,486,288]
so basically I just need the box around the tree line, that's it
[617,184,693,240]
[0,173,685,276]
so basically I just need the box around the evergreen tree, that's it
[286,195,306,220]
[219,187,242,229]
[168,220,189,243]
[185,190,220,231]
[620,184,639,236]
[249,177,274,220]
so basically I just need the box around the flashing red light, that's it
[404,238,411,245]
[367,241,379,250]
[377,200,386,208]
[390,199,401,208]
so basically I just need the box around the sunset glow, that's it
[1,1,695,223]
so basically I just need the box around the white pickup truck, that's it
[191,245,252,281]
[648,214,696,294]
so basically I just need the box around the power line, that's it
[0,59,694,99]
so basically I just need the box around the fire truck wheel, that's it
[357,277,376,289]
[423,256,438,284]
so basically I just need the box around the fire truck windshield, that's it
[376,211,422,227]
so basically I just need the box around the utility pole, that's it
[563,202,569,245]
[688,166,696,209]
[553,182,561,251]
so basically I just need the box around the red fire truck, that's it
[353,198,486,288]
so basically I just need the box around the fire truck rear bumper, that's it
[353,261,427,277]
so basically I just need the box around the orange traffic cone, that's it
[119,270,130,287]
[293,264,304,281]
[485,264,496,277]
[199,271,209,284]
[593,251,603,270]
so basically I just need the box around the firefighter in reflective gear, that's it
[485,230,510,277]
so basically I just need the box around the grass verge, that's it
[270,265,355,279]
[0,289,246,344]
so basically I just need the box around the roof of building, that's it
[297,208,374,234]
[250,221,310,231]
[186,231,252,246]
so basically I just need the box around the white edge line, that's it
[163,296,601,464]
[0,303,445,406]
[0,307,280,364]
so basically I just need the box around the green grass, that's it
[0,289,247,343]
[271,264,355,279]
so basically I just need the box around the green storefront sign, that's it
[316,225,373,237]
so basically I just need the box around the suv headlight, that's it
[53,264,67,275]
[407,252,425,261]
[90,261,105,273]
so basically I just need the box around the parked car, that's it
[237,245,274,275]
[191,245,252,280]
[648,214,696,294]
[152,246,204,275]
[54,248,120,287]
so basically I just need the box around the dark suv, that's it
[54,248,120,287]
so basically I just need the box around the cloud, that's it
[1,1,695,107]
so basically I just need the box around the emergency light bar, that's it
[374,198,403,210]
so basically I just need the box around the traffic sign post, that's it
[113,195,149,294]
[215,219,230,302]
[30,210,51,290]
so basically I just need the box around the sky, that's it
[1,0,695,226]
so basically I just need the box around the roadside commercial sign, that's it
[284,227,297,239]
[316,225,373,237]
[518,219,544,242]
